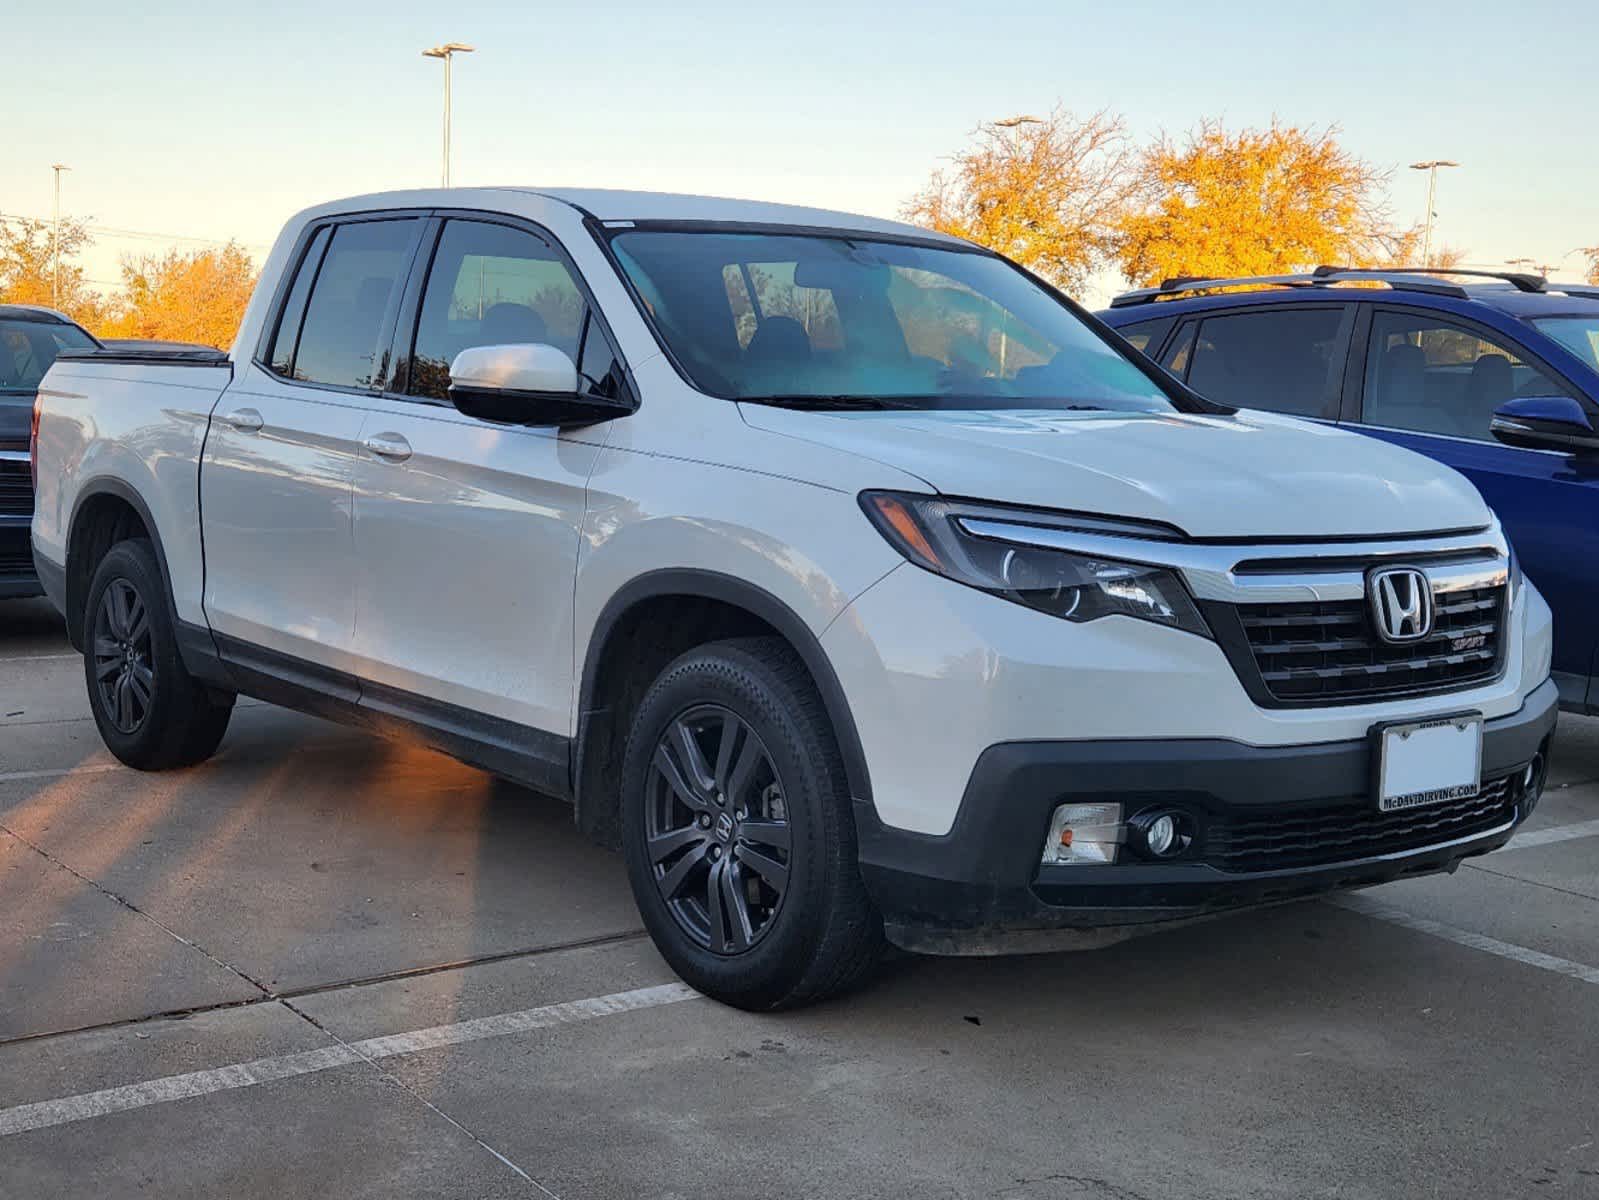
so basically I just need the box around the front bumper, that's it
[1,520,41,599]
[857,677,1558,954]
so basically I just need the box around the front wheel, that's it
[620,637,883,1010]
[83,539,233,770]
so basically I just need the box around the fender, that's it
[577,568,874,810]
[65,476,225,683]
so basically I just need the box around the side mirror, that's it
[447,344,631,427]
[1490,395,1599,454]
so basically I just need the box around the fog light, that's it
[1128,809,1192,860]
[1041,803,1122,866]
[1145,814,1176,856]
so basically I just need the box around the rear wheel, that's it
[621,637,883,1009]
[83,540,233,770]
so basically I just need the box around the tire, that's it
[620,636,884,1010]
[82,539,233,770]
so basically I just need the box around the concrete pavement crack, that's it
[278,995,560,1197]
[0,823,275,1000]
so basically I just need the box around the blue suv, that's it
[1098,268,1599,714]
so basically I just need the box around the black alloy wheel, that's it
[646,704,792,955]
[92,577,155,734]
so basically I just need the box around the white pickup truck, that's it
[32,188,1557,1008]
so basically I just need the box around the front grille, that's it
[1238,585,1505,704]
[1206,773,1516,873]
[0,461,32,518]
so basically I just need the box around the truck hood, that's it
[740,405,1492,540]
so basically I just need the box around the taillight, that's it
[30,391,42,485]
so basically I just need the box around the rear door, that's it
[1348,304,1599,704]
[201,215,425,672]
[1162,303,1354,421]
[344,214,627,772]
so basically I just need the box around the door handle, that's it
[220,408,263,433]
[362,432,413,462]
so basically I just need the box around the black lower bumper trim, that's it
[856,678,1558,953]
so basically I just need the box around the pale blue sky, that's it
[7,0,1597,305]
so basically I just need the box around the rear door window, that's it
[290,219,421,390]
[1362,310,1574,440]
[1183,307,1350,418]
[1115,316,1173,356]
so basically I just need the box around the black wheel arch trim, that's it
[63,477,215,669]
[577,569,873,812]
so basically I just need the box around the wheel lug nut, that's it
[697,814,711,828]
[709,845,721,859]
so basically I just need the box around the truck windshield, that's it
[0,317,98,393]
[1532,316,1599,372]
[608,230,1181,413]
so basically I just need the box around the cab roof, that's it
[295,186,966,247]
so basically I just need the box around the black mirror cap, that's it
[1490,396,1599,455]
[448,385,635,429]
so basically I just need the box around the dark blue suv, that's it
[1098,268,1599,715]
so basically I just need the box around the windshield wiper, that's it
[735,395,919,411]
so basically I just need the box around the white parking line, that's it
[1505,818,1599,851]
[0,982,698,1138]
[0,654,79,664]
[1332,896,1599,986]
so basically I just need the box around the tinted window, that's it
[292,219,419,389]
[1531,316,1599,372]
[0,319,97,392]
[1364,311,1571,440]
[1117,317,1173,356]
[610,231,1176,413]
[409,220,588,402]
[267,225,331,377]
[1185,308,1346,418]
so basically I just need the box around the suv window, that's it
[1183,307,1347,418]
[0,318,97,392]
[1363,310,1571,440]
[291,219,420,389]
[408,219,622,402]
[1117,316,1173,356]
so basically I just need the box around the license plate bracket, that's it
[1372,713,1483,813]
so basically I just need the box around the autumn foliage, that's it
[0,218,258,349]
[99,244,258,349]
[903,109,1139,293]
[1116,121,1408,285]
[907,114,1435,291]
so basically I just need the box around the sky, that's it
[7,0,1597,308]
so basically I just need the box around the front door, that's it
[1350,306,1599,705]
[201,216,423,671]
[347,216,628,758]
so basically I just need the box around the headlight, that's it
[860,491,1210,638]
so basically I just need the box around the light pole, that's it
[1409,160,1459,268]
[422,42,475,188]
[51,163,71,308]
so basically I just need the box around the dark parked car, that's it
[0,304,100,598]
[1099,268,1599,715]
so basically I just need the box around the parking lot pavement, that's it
[2,597,1597,1199]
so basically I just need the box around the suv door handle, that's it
[362,432,413,462]
[220,408,263,433]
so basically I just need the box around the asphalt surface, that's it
[1,594,1596,1199]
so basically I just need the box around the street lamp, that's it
[422,42,475,188]
[51,163,70,309]
[1409,159,1459,268]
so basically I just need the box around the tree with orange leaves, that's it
[1115,121,1414,286]
[903,108,1140,294]
[101,243,259,349]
